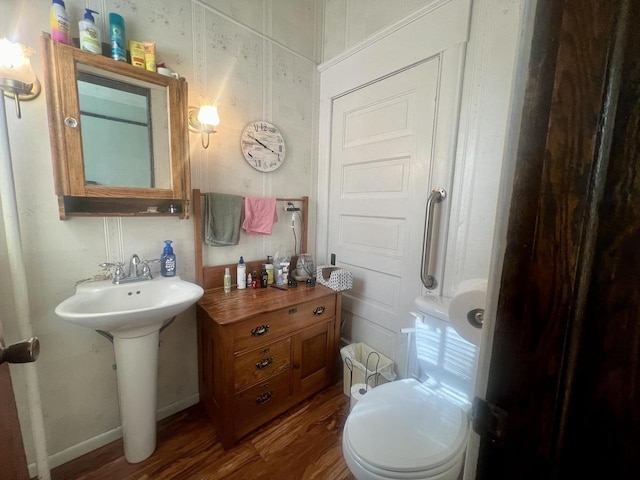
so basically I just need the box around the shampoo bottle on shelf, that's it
[223,267,231,293]
[109,13,127,62]
[50,0,70,45]
[79,9,102,54]
[237,256,246,289]
[161,240,176,277]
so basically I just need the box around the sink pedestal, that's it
[54,275,204,464]
[113,330,159,463]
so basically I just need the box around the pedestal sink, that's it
[55,276,204,463]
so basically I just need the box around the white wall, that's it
[322,0,434,61]
[0,0,322,473]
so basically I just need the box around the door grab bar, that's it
[420,187,446,290]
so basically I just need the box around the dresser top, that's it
[197,284,337,325]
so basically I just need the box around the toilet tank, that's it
[411,295,479,408]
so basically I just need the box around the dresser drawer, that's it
[233,295,336,352]
[234,370,292,426]
[234,338,291,392]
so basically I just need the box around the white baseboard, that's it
[157,393,199,421]
[28,394,200,478]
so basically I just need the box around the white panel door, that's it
[328,53,463,366]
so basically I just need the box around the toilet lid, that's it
[345,379,468,473]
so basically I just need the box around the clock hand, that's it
[250,134,278,154]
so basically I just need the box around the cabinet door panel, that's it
[301,333,328,379]
[293,320,334,395]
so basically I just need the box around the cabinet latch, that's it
[471,396,508,445]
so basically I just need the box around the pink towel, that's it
[242,197,278,235]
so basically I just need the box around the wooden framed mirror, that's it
[41,33,191,219]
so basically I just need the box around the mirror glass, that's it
[76,64,171,189]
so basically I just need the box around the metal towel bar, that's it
[420,187,446,290]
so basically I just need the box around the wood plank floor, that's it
[50,382,355,480]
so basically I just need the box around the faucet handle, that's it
[98,262,125,282]
[98,261,123,269]
[140,262,153,279]
[141,258,160,278]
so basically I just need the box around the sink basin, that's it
[54,275,203,463]
[55,275,204,338]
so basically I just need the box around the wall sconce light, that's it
[0,37,41,119]
[188,105,220,149]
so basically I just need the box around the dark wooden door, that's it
[476,0,639,478]
[0,320,30,480]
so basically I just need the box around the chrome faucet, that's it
[99,254,153,284]
[129,254,141,279]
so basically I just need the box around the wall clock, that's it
[240,121,286,172]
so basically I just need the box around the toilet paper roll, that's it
[350,383,369,411]
[448,278,487,346]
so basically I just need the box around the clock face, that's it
[240,121,286,172]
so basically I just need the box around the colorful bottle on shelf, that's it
[79,9,102,54]
[50,0,70,45]
[109,13,127,62]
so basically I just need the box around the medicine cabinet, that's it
[41,33,191,219]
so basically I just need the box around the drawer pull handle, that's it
[255,357,273,370]
[256,391,272,404]
[313,306,326,316]
[251,324,270,337]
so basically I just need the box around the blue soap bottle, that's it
[161,240,176,277]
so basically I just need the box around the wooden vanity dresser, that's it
[192,190,342,448]
[197,284,341,448]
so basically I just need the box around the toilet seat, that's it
[343,379,468,479]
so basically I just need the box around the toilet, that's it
[342,295,481,480]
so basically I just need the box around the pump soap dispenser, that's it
[237,256,246,289]
[79,8,102,54]
[161,240,176,277]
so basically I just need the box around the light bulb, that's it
[197,105,220,127]
[0,37,36,84]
